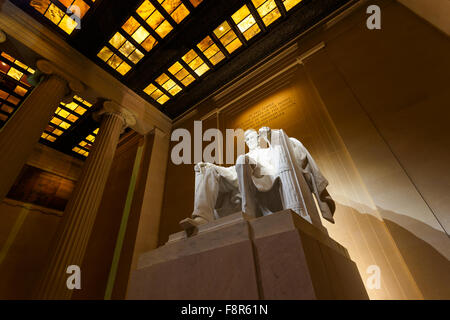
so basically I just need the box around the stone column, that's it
[130,128,169,270]
[34,101,136,300]
[0,59,83,201]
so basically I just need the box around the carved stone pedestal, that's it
[127,210,368,300]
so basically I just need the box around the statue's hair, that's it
[244,129,257,137]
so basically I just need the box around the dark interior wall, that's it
[0,202,61,299]
[322,0,450,232]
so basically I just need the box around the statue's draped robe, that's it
[191,130,335,223]
[288,136,335,223]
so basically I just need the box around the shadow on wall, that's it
[380,211,450,299]
[334,200,450,300]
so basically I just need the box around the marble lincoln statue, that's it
[180,127,335,230]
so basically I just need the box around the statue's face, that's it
[244,130,258,150]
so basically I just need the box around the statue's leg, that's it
[181,166,220,230]
[236,155,259,218]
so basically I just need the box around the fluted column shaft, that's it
[34,109,129,299]
[0,74,69,201]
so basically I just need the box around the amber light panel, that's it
[0,53,35,80]
[1,52,35,72]
[99,17,151,75]
[282,0,302,11]
[137,0,174,39]
[0,52,34,128]
[182,50,210,77]
[158,0,190,24]
[155,73,182,96]
[232,5,261,41]
[96,0,206,77]
[143,83,170,105]
[6,67,23,81]
[14,86,28,97]
[189,0,203,7]
[251,0,281,27]
[121,17,156,55]
[42,96,93,143]
[73,128,99,157]
[29,0,93,34]
[97,46,132,75]
[213,21,242,54]
[168,62,196,87]
[197,36,225,66]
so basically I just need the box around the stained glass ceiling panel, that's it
[197,36,225,66]
[97,0,203,76]
[18,0,344,120]
[282,0,303,11]
[0,52,34,129]
[11,0,346,160]
[252,0,281,27]
[29,0,96,35]
[232,5,260,41]
[41,95,93,144]
[141,0,314,107]
[72,127,98,157]
[189,0,203,7]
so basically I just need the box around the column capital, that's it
[94,100,137,130]
[36,59,84,93]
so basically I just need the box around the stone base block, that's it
[127,210,368,300]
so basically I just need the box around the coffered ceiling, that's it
[2,0,351,159]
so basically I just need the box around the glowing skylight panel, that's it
[213,21,242,54]
[158,0,190,24]
[155,73,183,96]
[251,0,281,27]
[72,128,99,157]
[189,0,203,7]
[0,88,23,112]
[97,26,144,76]
[41,96,93,143]
[121,16,158,52]
[29,0,95,35]
[282,0,303,11]
[197,36,225,66]
[0,52,35,84]
[143,83,170,105]
[168,61,196,87]
[0,52,33,128]
[232,5,261,41]
[99,0,204,76]
[136,0,173,39]
[96,46,132,76]
[182,50,210,77]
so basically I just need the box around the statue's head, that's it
[258,127,271,148]
[244,129,258,151]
